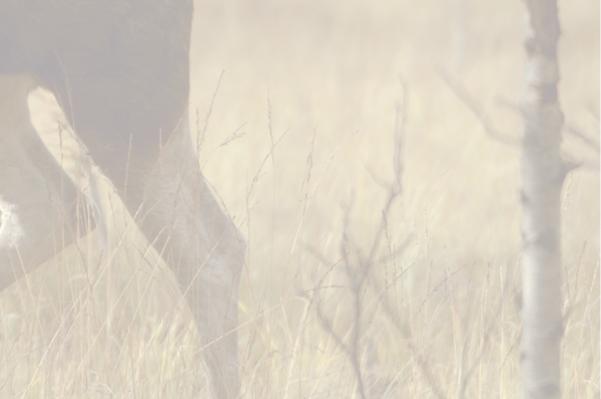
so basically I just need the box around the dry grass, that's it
[1,0,599,397]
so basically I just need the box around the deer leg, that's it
[137,123,245,399]
[0,75,81,290]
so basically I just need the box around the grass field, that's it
[0,0,598,397]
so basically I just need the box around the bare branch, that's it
[308,88,447,399]
[439,69,518,146]
[565,123,600,154]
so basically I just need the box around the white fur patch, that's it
[0,197,24,248]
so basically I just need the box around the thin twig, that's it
[439,69,518,146]
[196,69,225,155]
[565,124,600,154]
[309,86,448,399]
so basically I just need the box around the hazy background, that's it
[1,0,598,397]
[191,0,598,290]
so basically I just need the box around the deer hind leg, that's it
[138,123,245,399]
[0,75,81,290]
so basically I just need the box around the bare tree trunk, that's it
[520,1,566,398]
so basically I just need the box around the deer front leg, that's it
[138,125,245,399]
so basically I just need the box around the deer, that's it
[0,1,244,398]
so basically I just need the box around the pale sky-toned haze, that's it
[0,0,598,398]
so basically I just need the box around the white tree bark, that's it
[520,0,566,398]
